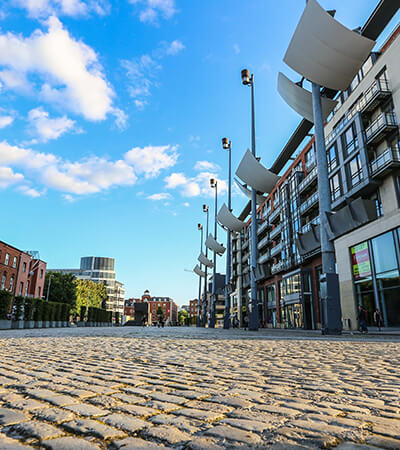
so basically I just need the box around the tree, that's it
[156,305,164,321]
[74,279,107,315]
[44,272,77,306]
[178,309,188,325]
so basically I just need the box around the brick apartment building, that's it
[189,299,198,318]
[0,241,47,300]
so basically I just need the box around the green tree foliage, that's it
[44,272,77,306]
[0,290,12,320]
[74,279,107,315]
[156,305,164,320]
[178,309,188,325]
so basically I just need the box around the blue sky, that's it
[1,0,399,305]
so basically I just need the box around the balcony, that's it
[270,223,283,240]
[257,234,270,250]
[298,166,318,194]
[271,241,283,258]
[370,147,400,178]
[257,219,271,235]
[365,112,398,145]
[360,79,391,114]
[242,239,249,251]
[258,250,271,264]
[301,216,320,234]
[299,191,319,215]
[271,259,290,275]
[269,204,281,224]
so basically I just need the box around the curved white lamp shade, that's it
[198,252,214,268]
[217,203,245,232]
[234,178,266,205]
[193,265,205,277]
[205,233,226,255]
[277,72,337,123]
[236,150,280,194]
[284,0,375,91]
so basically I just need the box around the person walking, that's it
[374,308,383,331]
[357,305,368,334]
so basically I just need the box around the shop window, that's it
[347,154,363,188]
[371,231,398,275]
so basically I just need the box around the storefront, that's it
[351,227,400,327]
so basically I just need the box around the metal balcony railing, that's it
[269,204,281,223]
[359,78,391,113]
[270,241,283,258]
[299,191,319,215]
[298,166,318,193]
[270,223,283,240]
[257,234,270,250]
[370,146,400,178]
[258,250,271,264]
[365,112,398,145]
[271,259,290,275]
[257,219,270,235]
[301,216,320,234]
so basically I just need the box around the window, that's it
[38,286,41,298]
[22,262,27,273]
[305,148,315,169]
[1,273,6,290]
[327,144,338,172]
[342,124,358,156]
[40,269,43,279]
[12,257,17,268]
[25,281,29,296]
[347,154,363,188]
[19,282,23,296]
[330,173,342,201]
[5,253,9,266]
[9,275,14,292]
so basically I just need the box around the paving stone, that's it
[142,400,182,412]
[113,403,158,417]
[0,394,45,411]
[143,425,191,444]
[63,403,109,417]
[112,437,168,449]
[113,393,147,404]
[63,419,126,439]
[204,424,262,444]
[173,407,224,422]
[42,436,101,449]
[149,414,205,433]
[365,434,400,449]
[31,408,75,424]
[88,395,122,408]
[0,408,29,426]
[0,432,34,449]
[9,421,64,440]
[101,413,148,432]
[206,396,254,408]
[220,417,273,432]
[148,393,188,405]
[186,436,225,449]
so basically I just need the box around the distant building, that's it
[50,256,125,315]
[188,300,198,317]
[181,305,190,313]
[0,241,46,299]
[126,290,178,325]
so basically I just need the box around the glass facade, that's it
[351,228,400,327]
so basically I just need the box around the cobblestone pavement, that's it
[1,327,400,449]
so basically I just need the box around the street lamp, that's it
[197,223,203,327]
[222,138,232,329]
[241,68,259,331]
[202,204,209,327]
[46,274,53,302]
[209,178,218,328]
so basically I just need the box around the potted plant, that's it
[54,302,62,327]
[11,296,25,329]
[0,290,12,329]
[42,301,50,328]
[33,298,43,328]
[23,297,35,328]
[78,306,86,326]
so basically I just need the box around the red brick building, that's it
[189,299,198,318]
[124,291,178,325]
[0,241,47,300]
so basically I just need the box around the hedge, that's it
[12,296,25,321]
[23,297,36,321]
[0,290,12,320]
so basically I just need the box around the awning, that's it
[236,149,280,194]
[277,72,337,123]
[217,203,245,232]
[234,178,267,205]
[198,252,214,268]
[205,233,226,255]
[284,0,375,91]
[193,265,205,277]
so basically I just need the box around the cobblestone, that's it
[1,326,400,448]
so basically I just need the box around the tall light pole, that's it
[222,137,232,329]
[241,68,259,331]
[197,223,203,327]
[209,178,218,328]
[202,204,209,327]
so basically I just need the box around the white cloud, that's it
[28,107,75,142]
[129,0,177,24]
[0,166,24,188]
[17,185,42,197]
[12,0,110,18]
[183,202,189,207]
[0,140,178,197]
[165,170,227,198]
[166,40,184,55]
[147,192,172,201]
[194,160,220,172]
[124,145,178,178]
[233,43,240,54]
[0,115,14,129]
[0,16,117,122]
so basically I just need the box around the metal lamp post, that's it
[209,178,218,328]
[197,223,203,327]
[202,204,209,327]
[222,137,232,329]
[241,68,259,331]
[46,274,53,301]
